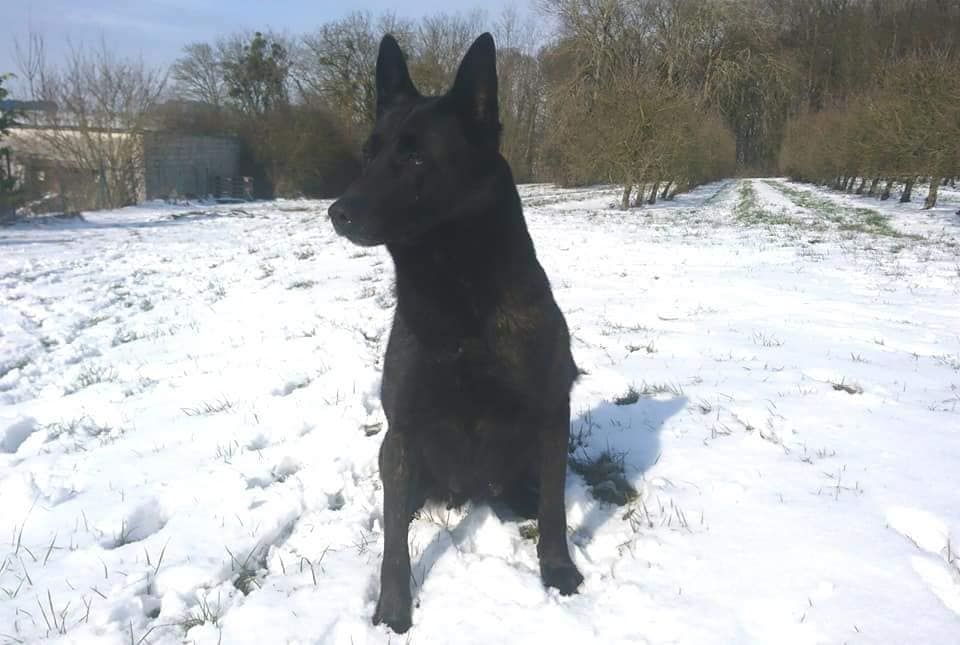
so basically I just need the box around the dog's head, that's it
[328,33,502,246]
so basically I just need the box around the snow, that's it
[1,181,959,644]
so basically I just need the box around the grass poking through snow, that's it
[571,450,639,506]
[735,181,796,227]
[766,180,920,240]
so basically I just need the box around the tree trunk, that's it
[523,93,539,179]
[867,177,880,196]
[900,176,915,203]
[846,176,857,193]
[660,181,672,199]
[855,176,867,194]
[881,178,894,200]
[648,180,660,205]
[633,183,646,208]
[923,176,941,210]
[621,181,633,210]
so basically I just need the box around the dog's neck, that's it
[386,176,543,327]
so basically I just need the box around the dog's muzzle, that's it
[328,198,380,246]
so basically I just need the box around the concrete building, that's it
[7,124,244,212]
[142,132,242,200]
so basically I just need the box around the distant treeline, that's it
[780,52,959,209]
[5,0,959,206]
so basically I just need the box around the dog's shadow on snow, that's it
[407,394,686,598]
[566,396,686,543]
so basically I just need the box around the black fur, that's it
[329,33,583,634]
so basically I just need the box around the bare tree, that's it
[171,43,226,107]
[493,8,545,181]
[15,35,167,210]
[410,11,487,95]
[298,13,414,137]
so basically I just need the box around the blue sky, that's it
[1,0,520,88]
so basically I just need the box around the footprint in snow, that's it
[0,417,38,454]
[246,456,301,489]
[100,498,168,549]
[886,506,960,615]
[272,376,312,397]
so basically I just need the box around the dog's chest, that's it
[422,330,536,413]
[431,297,543,368]
[415,410,536,498]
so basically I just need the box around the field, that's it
[1,180,959,644]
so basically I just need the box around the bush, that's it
[780,52,960,207]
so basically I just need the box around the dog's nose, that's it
[328,200,352,227]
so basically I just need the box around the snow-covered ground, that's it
[1,180,959,644]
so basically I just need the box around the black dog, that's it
[329,33,583,633]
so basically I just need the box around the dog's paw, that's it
[373,594,413,634]
[541,560,584,595]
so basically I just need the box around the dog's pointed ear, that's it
[450,33,500,139]
[376,34,418,117]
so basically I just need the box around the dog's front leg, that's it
[374,428,415,633]
[537,401,584,594]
